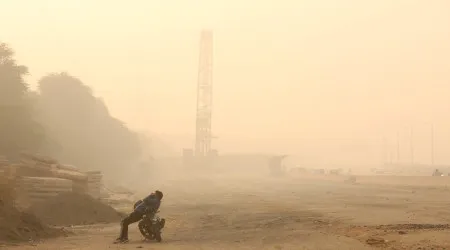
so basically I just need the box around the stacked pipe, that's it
[15,154,89,205]
[15,176,73,208]
[53,164,88,181]
[0,155,8,167]
[0,156,7,177]
[50,164,88,194]
[10,153,101,206]
[86,171,103,199]
[18,154,56,178]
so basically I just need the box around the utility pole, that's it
[389,151,393,165]
[396,131,400,164]
[410,127,414,166]
[382,137,387,165]
[431,124,435,166]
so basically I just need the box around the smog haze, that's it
[2,0,450,166]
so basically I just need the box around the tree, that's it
[37,73,141,176]
[0,43,44,160]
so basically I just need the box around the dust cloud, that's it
[2,0,450,249]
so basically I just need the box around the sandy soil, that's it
[5,175,450,250]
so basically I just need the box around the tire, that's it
[154,232,162,242]
[138,220,152,240]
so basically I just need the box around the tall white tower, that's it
[195,30,213,157]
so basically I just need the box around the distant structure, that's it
[195,30,214,157]
[268,155,288,176]
[183,30,217,168]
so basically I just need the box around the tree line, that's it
[0,43,142,178]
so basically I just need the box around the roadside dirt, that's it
[5,175,450,249]
[28,192,122,226]
[0,180,63,243]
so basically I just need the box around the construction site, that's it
[2,28,450,250]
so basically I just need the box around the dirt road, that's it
[6,175,450,249]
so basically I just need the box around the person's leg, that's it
[118,211,143,240]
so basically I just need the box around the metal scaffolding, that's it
[195,30,213,157]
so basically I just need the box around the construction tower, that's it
[195,30,214,157]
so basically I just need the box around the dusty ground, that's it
[5,174,450,250]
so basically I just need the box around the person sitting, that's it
[115,190,163,243]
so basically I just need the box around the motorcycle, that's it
[138,209,165,242]
[133,200,165,242]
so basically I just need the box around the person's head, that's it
[154,190,163,200]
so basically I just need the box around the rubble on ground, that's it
[0,177,62,242]
[28,192,122,226]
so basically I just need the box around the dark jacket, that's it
[134,193,161,214]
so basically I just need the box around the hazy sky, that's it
[2,0,450,164]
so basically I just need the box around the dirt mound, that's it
[366,237,387,247]
[29,192,122,226]
[0,181,61,242]
[0,207,61,242]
